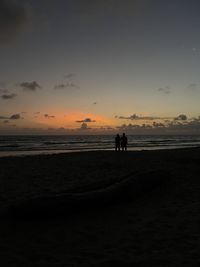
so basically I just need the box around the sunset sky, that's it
[1,0,200,134]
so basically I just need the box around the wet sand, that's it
[0,148,200,266]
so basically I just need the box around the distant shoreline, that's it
[1,145,200,158]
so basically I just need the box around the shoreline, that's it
[0,144,199,158]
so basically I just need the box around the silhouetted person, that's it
[115,134,121,151]
[121,133,128,151]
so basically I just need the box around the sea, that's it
[0,135,200,157]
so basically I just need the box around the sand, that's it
[0,148,200,266]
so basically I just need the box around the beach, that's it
[0,148,200,266]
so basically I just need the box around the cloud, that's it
[186,83,199,93]
[0,88,8,93]
[56,127,66,132]
[192,116,200,121]
[119,114,140,120]
[116,114,200,134]
[117,114,163,120]
[0,116,9,120]
[0,0,30,43]
[99,126,115,130]
[115,113,200,134]
[19,81,41,91]
[0,82,6,87]
[152,122,165,128]
[187,83,197,89]
[33,111,40,118]
[158,86,171,94]
[1,93,17,99]
[44,114,55,119]
[54,82,79,90]
[80,123,91,130]
[174,114,188,121]
[166,118,200,132]
[54,84,66,89]
[117,123,153,131]
[76,0,141,17]
[117,113,193,123]
[9,114,21,120]
[64,73,75,79]
[55,73,79,90]
[76,118,96,123]
[3,120,9,124]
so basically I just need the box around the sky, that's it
[1,0,200,134]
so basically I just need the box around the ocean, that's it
[0,135,200,157]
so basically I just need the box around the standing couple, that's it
[115,133,128,151]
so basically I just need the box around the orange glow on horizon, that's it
[33,110,116,129]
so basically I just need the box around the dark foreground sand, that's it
[0,148,200,266]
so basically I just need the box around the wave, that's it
[0,135,200,156]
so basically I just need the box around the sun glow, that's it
[33,110,115,129]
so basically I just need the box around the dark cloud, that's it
[1,93,17,99]
[0,0,30,43]
[158,86,171,94]
[174,114,188,121]
[44,114,55,119]
[76,118,96,123]
[19,81,41,91]
[54,82,79,90]
[3,120,9,124]
[9,114,21,120]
